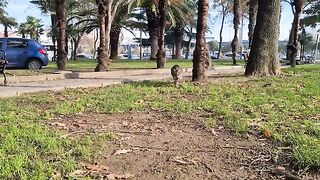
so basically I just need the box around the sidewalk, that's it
[0,66,244,97]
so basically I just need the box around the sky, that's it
[2,1,317,42]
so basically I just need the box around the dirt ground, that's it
[49,111,319,180]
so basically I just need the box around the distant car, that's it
[0,37,49,70]
[43,44,56,61]
[222,52,241,60]
[76,54,92,59]
[119,54,129,59]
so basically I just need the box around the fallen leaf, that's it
[210,128,217,136]
[114,173,135,179]
[106,174,116,180]
[72,123,84,127]
[114,149,132,155]
[276,166,286,172]
[262,129,272,138]
[86,164,109,175]
[69,170,87,177]
[171,156,195,165]
[50,122,66,127]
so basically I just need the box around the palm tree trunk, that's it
[218,5,226,59]
[245,0,281,76]
[4,26,8,37]
[110,25,121,60]
[95,0,108,72]
[156,0,167,68]
[248,0,258,48]
[231,0,241,65]
[174,26,184,59]
[146,8,159,60]
[192,0,209,82]
[55,0,67,70]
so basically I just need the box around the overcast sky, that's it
[2,0,318,41]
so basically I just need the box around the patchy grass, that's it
[6,59,244,76]
[0,65,319,178]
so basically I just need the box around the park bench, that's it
[0,50,8,85]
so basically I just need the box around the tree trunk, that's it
[185,35,192,59]
[4,26,8,37]
[72,37,81,61]
[231,0,241,65]
[248,0,258,48]
[245,0,281,76]
[156,0,167,69]
[286,2,295,60]
[218,5,226,59]
[51,14,57,61]
[110,25,121,60]
[146,8,159,60]
[95,0,108,72]
[192,0,209,82]
[289,0,303,68]
[173,25,184,59]
[55,0,67,70]
[70,38,74,60]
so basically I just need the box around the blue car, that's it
[0,37,49,70]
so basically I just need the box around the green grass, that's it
[6,59,244,76]
[1,64,319,178]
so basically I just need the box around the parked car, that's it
[0,38,49,69]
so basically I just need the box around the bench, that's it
[0,50,7,85]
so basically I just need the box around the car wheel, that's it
[27,59,42,70]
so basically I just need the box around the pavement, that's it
[0,66,244,98]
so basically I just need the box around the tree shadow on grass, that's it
[208,73,244,79]
[124,80,173,88]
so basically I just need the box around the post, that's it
[140,28,142,60]
[314,33,319,63]
[240,15,244,59]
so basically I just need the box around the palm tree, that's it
[171,0,196,59]
[214,0,230,59]
[299,27,313,61]
[95,0,126,72]
[245,0,281,76]
[146,8,159,60]
[0,16,17,37]
[25,16,44,40]
[192,0,209,82]
[231,0,241,65]
[16,23,28,38]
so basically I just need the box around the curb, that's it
[0,66,243,85]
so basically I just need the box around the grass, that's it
[0,64,319,178]
[6,59,244,76]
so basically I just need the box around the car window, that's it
[0,39,3,48]
[7,39,28,49]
